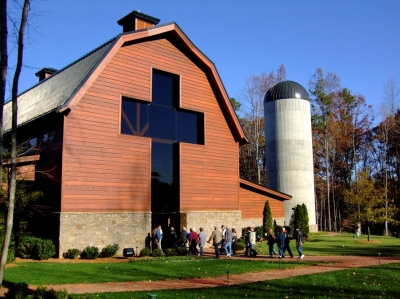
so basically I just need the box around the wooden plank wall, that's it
[62,37,239,212]
[239,187,284,219]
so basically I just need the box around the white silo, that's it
[264,81,316,231]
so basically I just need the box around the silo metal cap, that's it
[264,80,310,103]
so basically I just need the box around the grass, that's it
[255,232,400,256]
[70,263,400,299]
[4,258,304,285]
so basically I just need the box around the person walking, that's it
[266,228,277,257]
[180,227,188,248]
[169,227,178,250]
[223,226,233,257]
[283,228,294,258]
[276,227,285,258]
[294,227,305,259]
[231,228,238,256]
[189,228,199,255]
[155,225,163,250]
[198,227,206,256]
[207,226,223,259]
[249,227,258,257]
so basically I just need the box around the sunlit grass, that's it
[70,263,400,299]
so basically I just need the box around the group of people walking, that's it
[153,224,304,259]
[267,226,305,259]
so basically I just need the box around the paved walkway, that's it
[2,253,399,296]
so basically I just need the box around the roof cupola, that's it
[117,11,160,33]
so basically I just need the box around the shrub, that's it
[176,247,188,256]
[34,239,56,260]
[164,248,176,256]
[16,236,41,259]
[100,244,119,257]
[16,236,55,260]
[81,246,99,259]
[263,200,273,235]
[151,248,163,257]
[139,247,151,257]
[31,286,72,299]
[5,282,29,299]
[63,248,81,259]
[235,239,245,250]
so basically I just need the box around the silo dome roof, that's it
[264,80,310,103]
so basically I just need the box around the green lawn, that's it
[70,263,400,299]
[4,233,400,299]
[4,258,302,285]
[255,232,400,256]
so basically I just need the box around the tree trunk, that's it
[0,0,29,286]
[367,226,370,242]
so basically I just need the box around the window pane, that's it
[121,97,149,136]
[148,105,176,141]
[151,142,179,212]
[177,110,204,144]
[152,69,178,107]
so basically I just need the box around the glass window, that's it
[152,69,178,107]
[121,98,149,137]
[148,105,176,141]
[177,110,204,144]
[28,137,37,147]
[151,142,179,213]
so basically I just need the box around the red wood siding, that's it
[239,187,284,219]
[61,37,239,212]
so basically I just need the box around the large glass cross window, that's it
[121,69,204,213]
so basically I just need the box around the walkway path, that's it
[5,254,398,296]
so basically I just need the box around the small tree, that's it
[263,200,273,235]
[289,204,310,238]
[344,170,396,241]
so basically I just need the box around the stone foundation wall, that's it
[58,211,294,258]
[59,212,151,258]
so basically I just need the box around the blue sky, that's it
[7,0,400,120]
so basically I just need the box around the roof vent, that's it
[117,11,160,33]
[35,67,58,82]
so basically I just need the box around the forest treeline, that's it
[234,66,400,235]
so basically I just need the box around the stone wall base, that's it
[58,211,300,257]
[59,212,151,258]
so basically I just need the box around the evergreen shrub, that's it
[176,247,188,256]
[81,246,99,259]
[31,286,73,299]
[100,244,119,257]
[34,239,56,260]
[164,248,177,256]
[4,282,29,299]
[63,249,81,259]
[139,247,151,257]
[16,236,55,260]
[151,248,163,257]
[235,239,245,250]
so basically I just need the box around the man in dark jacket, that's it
[294,227,305,259]
[283,228,294,258]
[180,227,188,248]
[169,227,178,250]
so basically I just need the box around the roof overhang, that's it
[240,179,292,202]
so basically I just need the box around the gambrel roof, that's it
[4,22,248,144]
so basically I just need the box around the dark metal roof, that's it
[264,80,309,103]
[3,37,117,132]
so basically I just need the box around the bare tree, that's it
[0,0,30,285]
[239,65,286,184]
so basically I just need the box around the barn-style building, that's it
[4,11,290,256]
